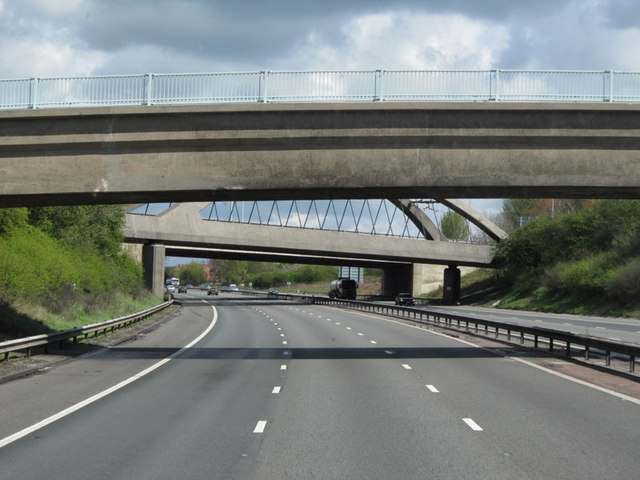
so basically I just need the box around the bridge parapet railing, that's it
[4,69,640,110]
[0,300,173,361]
[284,294,640,374]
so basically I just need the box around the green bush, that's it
[547,252,618,293]
[604,257,640,301]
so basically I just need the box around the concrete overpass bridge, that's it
[4,69,640,301]
[3,101,640,208]
[123,200,499,299]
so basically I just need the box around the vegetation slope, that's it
[482,199,640,317]
[0,206,156,338]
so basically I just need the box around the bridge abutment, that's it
[142,243,165,297]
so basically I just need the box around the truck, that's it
[328,278,358,300]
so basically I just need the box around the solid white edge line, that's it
[345,308,640,406]
[253,420,267,433]
[463,418,483,431]
[0,302,219,450]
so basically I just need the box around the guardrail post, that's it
[608,70,614,102]
[606,350,611,366]
[585,346,590,361]
[630,355,636,373]
[534,335,539,349]
[566,341,571,357]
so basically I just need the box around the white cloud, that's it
[0,35,104,78]
[287,12,510,70]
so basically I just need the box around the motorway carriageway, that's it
[0,291,638,479]
[421,304,640,345]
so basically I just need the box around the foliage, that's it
[440,211,470,240]
[0,204,148,335]
[170,262,207,286]
[0,208,29,235]
[492,199,640,310]
[28,205,126,257]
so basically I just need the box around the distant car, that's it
[229,284,239,291]
[207,288,219,295]
[200,284,210,291]
[177,285,188,293]
[267,288,278,297]
[395,293,415,306]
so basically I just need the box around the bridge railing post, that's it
[29,77,39,109]
[259,71,270,103]
[374,69,385,102]
[491,69,500,102]
[145,73,154,106]
[607,70,614,102]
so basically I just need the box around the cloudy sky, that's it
[1,0,639,79]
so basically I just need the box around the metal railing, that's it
[2,69,640,110]
[0,300,173,361]
[282,295,640,374]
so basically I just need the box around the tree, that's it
[440,211,470,240]
[177,262,207,286]
[28,205,125,257]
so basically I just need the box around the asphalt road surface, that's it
[422,304,640,345]
[1,292,638,479]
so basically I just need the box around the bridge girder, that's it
[4,102,640,208]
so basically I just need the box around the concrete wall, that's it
[3,102,640,208]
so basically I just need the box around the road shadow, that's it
[92,345,501,360]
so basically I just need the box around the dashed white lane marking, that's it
[280,333,285,337]
[357,333,364,336]
[352,307,640,405]
[277,327,282,331]
[370,340,377,344]
[335,322,341,325]
[253,421,268,433]
[402,364,412,370]
[280,365,287,370]
[0,302,219,450]
[463,418,483,431]
[426,385,439,393]
[272,386,282,394]
[345,327,352,330]
[282,341,288,345]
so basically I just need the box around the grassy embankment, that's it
[0,206,161,339]
[457,200,640,319]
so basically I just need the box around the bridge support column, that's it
[142,243,165,298]
[443,265,461,305]
[381,264,415,297]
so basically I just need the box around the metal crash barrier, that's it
[0,300,173,361]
